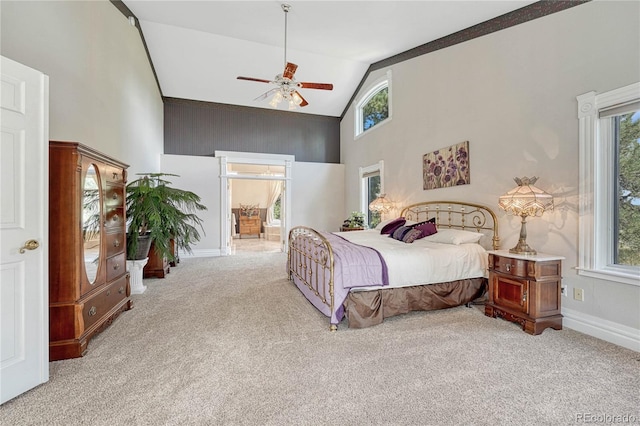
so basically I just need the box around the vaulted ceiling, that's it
[122,1,539,117]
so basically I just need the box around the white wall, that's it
[160,155,345,254]
[1,0,163,175]
[160,155,221,257]
[340,1,640,350]
[291,162,345,232]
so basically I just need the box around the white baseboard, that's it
[562,307,640,352]
[177,248,222,258]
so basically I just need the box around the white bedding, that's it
[336,229,488,291]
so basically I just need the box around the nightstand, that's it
[484,250,564,335]
[340,226,364,232]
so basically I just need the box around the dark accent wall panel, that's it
[164,98,340,163]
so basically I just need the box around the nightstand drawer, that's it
[490,254,528,277]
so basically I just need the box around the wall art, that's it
[423,140,470,190]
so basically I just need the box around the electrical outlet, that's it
[573,287,584,301]
[561,285,568,297]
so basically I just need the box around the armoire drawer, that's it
[105,207,125,230]
[104,184,124,207]
[81,275,128,331]
[106,253,126,282]
[105,231,125,258]
[104,165,126,184]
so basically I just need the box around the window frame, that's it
[354,70,392,139]
[577,82,640,286]
[359,161,385,228]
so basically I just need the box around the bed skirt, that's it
[344,278,487,328]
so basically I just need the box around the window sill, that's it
[578,267,640,287]
[354,116,392,141]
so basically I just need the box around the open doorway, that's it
[216,151,293,256]
[229,164,284,254]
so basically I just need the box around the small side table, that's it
[340,226,364,232]
[484,250,564,335]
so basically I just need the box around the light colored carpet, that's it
[1,251,638,425]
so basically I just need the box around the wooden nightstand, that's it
[340,226,364,232]
[484,250,564,335]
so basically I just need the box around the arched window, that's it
[355,71,392,137]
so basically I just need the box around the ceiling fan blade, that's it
[294,91,309,107]
[299,82,334,90]
[254,88,279,101]
[237,76,271,83]
[283,62,298,80]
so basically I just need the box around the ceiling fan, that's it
[236,3,333,109]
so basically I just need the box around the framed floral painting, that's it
[423,141,470,190]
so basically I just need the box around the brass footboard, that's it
[287,226,337,331]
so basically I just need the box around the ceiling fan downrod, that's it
[282,3,291,69]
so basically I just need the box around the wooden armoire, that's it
[49,141,132,360]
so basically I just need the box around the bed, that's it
[287,201,500,330]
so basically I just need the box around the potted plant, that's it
[342,211,366,230]
[126,173,207,263]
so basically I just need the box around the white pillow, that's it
[423,228,483,245]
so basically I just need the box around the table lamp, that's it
[498,177,553,255]
[369,194,393,215]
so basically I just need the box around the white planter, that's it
[126,257,149,294]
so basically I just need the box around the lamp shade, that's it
[498,177,553,217]
[369,194,392,213]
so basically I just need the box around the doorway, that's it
[216,151,293,256]
[229,164,284,254]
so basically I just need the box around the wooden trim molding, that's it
[109,0,163,97]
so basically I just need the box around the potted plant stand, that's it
[143,241,170,279]
[127,257,149,294]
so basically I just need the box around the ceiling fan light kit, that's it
[236,3,333,110]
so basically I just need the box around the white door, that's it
[0,56,49,404]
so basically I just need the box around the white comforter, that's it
[336,229,488,291]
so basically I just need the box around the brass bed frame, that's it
[287,201,500,331]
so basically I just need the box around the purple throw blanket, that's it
[321,232,388,325]
[290,230,389,325]
[322,232,389,288]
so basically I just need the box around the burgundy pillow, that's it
[380,217,406,235]
[411,220,438,239]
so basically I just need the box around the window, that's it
[355,71,392,137]
[577,83,640,286]
[273,194,281,221]
[359,161,384,229]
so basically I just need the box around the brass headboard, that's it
[400,201,500,250]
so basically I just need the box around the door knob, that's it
[19,239,40,254]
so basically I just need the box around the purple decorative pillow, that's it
[402,228,423,243]
[390,225,412,241]
[410,220,438,239]
[380,217,406,235]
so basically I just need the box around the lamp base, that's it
[509,215,537,255]
[509,239,537,255]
